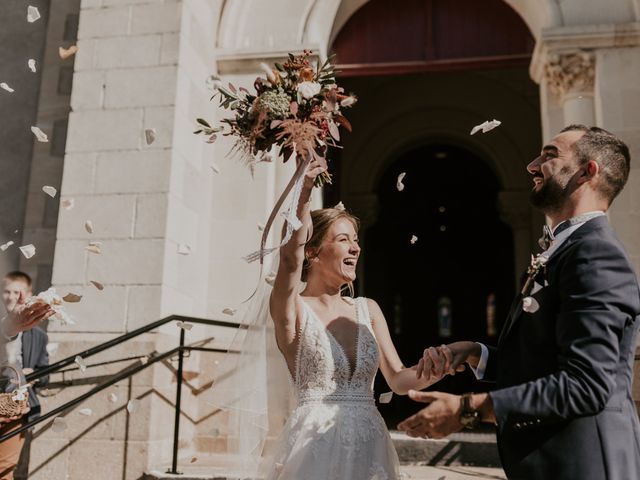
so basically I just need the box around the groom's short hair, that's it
[560,124,630,204]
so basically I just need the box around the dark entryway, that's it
[363,143,515,426]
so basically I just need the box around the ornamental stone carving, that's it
[544,51,595,100]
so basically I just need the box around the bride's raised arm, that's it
[269,159,327,355]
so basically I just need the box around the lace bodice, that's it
[294,297,379,403]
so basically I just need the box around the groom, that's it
[399,125,640,480]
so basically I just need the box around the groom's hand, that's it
[397,390,463,439]
[415,345,465,381]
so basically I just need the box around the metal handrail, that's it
[3,313,241,476]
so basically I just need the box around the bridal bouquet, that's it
[195,50,356,187]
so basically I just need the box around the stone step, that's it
[144,431,502,480]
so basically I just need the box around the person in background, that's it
[1,272,50,480]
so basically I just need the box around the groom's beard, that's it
[529,167,575,212]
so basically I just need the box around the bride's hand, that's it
[303,158,327,190]
[415,345,466,382]
[440,341,481,375]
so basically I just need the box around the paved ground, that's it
[401,465,506,479]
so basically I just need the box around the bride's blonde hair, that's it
[302,208,360,295]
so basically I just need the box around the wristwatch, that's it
[459,393,481,429]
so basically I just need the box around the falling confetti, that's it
[265,274,276,286]
[177,244,191,255]
[31,126,48,142]
[59,45,78,60]
[51,417,67,433]
[126,399,140,414]
[108,393,118,403]
[27,5,41,23]
[79,408,92,416]
[144,128,156,145]
[0,241,14,251]
[89,280,104,291]
[75,356,87,372]
[379,392,394,404]
[257,223,265,231]
[334,201,345,211]
[28,59,37,72]
[210,163,220,174]
[84,220,94,234]
[46,343,59,356]
[410,235,418,245]
[522,296,540,313]
[42,186,57,198]
[19,244,36,259]
[190,457,198,464]
[470,119,502,135]
[61,198,75,210]
[85,243,101,254]
[0,83,15,93]
[63,293,82,303]
[222,308,236,316]
[396,172,406,192]
[176,321,193,331]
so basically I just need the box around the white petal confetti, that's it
[75,356,87,372]
[61,198,75,210]
[126,399,140,414]
[51,417,67,433]
[379,391,394,404]
[410,235,418,245]
[59,45,78,60]
[42,186,57,198]
[1,241,14,251]
[396,172,406,192]
[89,280,104,291]
[222,308,236,316]
[0,83,15,93]
[84,220,94,234]
[177,244,191,255]
[108,392,118,403]
[144,128,156,145]
[522,296,540,313]
[31,126,48,142]
[85,244,101,254]
[334,201,345,211]
[27,5,41,23]
[28,59,37,72]
[79,408,92,416]
[176,321,193,331]
[210,163,220,174]
[19,244,36,259]
[63,293,82,303]
[265,274,276,286]
[470,119,502,135]
[46,343,59,356]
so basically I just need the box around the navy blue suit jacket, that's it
[485,216,640,480]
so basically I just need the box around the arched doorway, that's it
[365,144,515,425]
[322,0,544,425]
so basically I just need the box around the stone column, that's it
[544,50,596,127]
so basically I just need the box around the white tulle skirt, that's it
[264,399,401,480]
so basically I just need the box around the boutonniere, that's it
[521,254,548,296]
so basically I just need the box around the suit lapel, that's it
[22,330,32,367]
[497,216,610,347]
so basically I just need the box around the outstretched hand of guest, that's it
[397,390,463,439]
[3,291,54,338]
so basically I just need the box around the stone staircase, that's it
[144,430,504,480]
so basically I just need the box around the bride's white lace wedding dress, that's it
[265,297,401,480]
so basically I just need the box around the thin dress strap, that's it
[356,297,373,327]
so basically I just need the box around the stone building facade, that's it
[1,0,640,478]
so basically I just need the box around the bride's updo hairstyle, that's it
[301,207,360,283]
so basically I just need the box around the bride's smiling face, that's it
[308,218,361,284]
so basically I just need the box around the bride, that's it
[261,159,453,479]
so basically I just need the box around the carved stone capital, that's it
[544,51,595,101]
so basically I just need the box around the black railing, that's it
[1,314,240,476]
